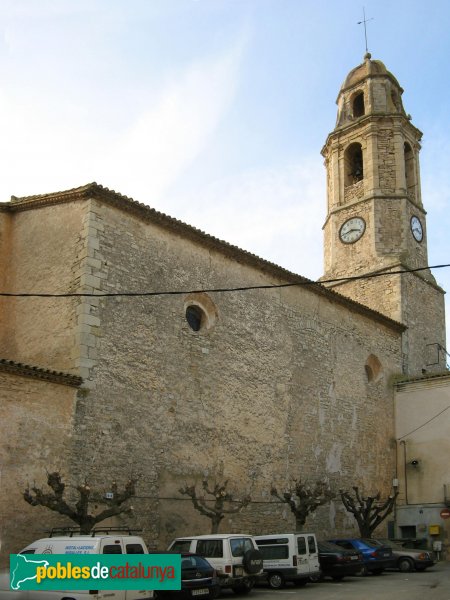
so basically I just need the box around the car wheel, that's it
[309,573,323,583]
[359,565,369,576]
[372,569,384,576]
[268,572,285,589]
[332,575,344,581]
[398,558,414,573]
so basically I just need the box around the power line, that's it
[0,263,448,298]
[397,404,450,441]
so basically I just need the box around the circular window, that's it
[185,305,204,332]
[183,292,218,333]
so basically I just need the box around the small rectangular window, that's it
[400,525,417,539]
[307,536,316,554]
[102,545,122,554]
[197,540,223,558]
[230,538,253,557]
[126,544,144,554]
[170,540,192,553]
[297,537,306,555]
[259,545,289,560]
[256,538,289,545]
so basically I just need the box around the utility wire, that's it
[397,404,450,440]
[0,263,448,298]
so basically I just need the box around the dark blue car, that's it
[327,539,394,575]
[155,553,220,599]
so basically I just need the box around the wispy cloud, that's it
[97,41,245,202]
[167,158,326,279]
[0,33,246,201]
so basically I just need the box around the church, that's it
[0,54,448,562]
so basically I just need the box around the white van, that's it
[254,533,320,589]
[168,534,263,594]
[0,528,154,600]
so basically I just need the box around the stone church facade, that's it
[0,56,446,562]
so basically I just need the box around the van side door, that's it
[100,539,153,600]
[305,535,320,573]
[295,536,311,577]
[123,541,153,600]
[99,539,125,600]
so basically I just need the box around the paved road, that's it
[220,562,450,600]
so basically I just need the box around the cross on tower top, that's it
[357,7,374,54]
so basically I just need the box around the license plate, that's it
[383,553,390,557]
[192,589,209,597]
[350,556,358,560]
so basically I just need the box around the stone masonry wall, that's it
[0,371,78,566]
[0,202,85,373]
[377,129,396,192]
[65,199,403,550]
[401,272,447,374]
[0,211,12,356]
[326,269,445,375]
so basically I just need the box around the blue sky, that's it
[1,0,449,351]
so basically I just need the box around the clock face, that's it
[411,216,423,242]
[339,217,366,244]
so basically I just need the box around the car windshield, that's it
[360,539,382,548]
[376,539,404,550]
[181,555,211,570]
[318,541,350,552]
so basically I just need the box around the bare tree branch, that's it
[179,479,251,533]
[340,486,398,537]
[24,471,137,534]
[271,479,335,530]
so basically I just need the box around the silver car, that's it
[374,539,435,572]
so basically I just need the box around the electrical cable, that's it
[0,263,448,298]
[397,404,450,441]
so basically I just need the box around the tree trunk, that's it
[295,514,307,531]
[79,522,94,535]
[211,515,223,534]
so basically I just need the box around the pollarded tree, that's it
[24,471,137,534]
[340,486,398,537]
[179,479,251,533]
[271,479,335,530]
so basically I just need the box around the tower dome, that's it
[341,53,401,90]
[336,53,406,127]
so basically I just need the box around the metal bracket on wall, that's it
[425,343,450,368]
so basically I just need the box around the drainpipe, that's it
[399,440,409,505]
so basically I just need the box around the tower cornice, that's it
[322,113,422,156]
[321,193,428,230]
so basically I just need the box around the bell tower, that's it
[322,54,446,375]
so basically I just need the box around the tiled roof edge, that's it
[1,183,405,333]
[394,370,450,392]
[0,358,83,387]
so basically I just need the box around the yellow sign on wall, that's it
[429,525,440,535]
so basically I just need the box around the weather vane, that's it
[357,7,374,55]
